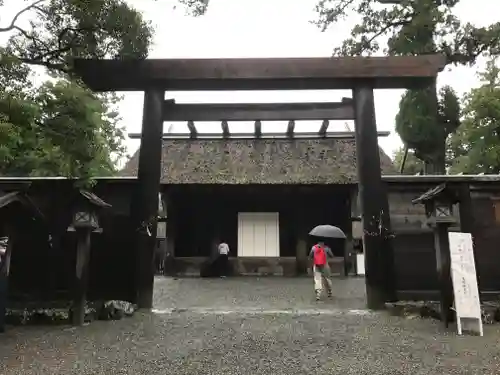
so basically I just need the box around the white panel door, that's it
[238,212,279,257]
[253,215,267,257]
[264,214,278,257]
[239,214,254,257]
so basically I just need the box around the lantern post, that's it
[68,191,111,326]
[413,183,458,327]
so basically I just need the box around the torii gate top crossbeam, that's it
[73,55,446,92]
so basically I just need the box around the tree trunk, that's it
[423,77,446,175]
[424,147,446,175]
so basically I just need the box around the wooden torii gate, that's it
[73,55,446,310]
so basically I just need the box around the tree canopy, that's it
[176,0,210,16]
[0,48,126,180]
[314,0,500,173]
[313,0,500,64]
[448,59,500,174]
[0,0,157,182]
[0,0,153,73]
[395,85,461,170]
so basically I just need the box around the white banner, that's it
[448,232,483,336]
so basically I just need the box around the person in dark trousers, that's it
[309,240,334,300]
[215,241,230,277]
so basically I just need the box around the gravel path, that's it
[1,276,500,375]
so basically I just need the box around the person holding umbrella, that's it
[308,225,346,300]
[309,241,334,300]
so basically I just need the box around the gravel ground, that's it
[1,276,500,375]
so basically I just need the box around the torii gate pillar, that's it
[353,84,397,309]
[130,88,164,309]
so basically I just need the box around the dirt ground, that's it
[1,276,499,375]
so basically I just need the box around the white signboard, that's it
[352,221,363,240]
[356,254,365,276]
[157,222,166,239]
[448,232,483,336]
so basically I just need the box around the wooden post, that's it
[350,188,361,277]
[352,239,360,276]
[458,183,474,233]
[343,237,353,278]
[0,271,5,333]
[458,183,480,291]
[434,223,454,326]
[296,238,307,276]
[343,188,358,278]
[163,192,176,276]
[294,198,307,276]
[352,84,396,309]
[165,220,176,275]
[72,229,91,326]
[131,88,164,309]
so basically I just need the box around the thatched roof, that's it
[121,138,395,184]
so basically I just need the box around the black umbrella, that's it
[309,225,346,239]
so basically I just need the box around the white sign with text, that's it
[448,232,483,336]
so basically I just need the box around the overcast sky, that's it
[1,0,498,159]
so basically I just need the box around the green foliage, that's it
[313,0,500,63]
[1,0,220,183]
[448,59,500,174]
[1,0,154,72]
[0,0,154,183]
[176,0,210,16]
[392,147,424,175]
[0,0,212,183]
[0,50,126,181]
[395,85,460,163]
[314,0,500,173]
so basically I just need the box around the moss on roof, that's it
[121,138,395,184]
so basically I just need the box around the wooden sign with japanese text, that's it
[448,232,483,336]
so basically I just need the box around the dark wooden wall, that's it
[388,184,500,299]
[470,195,500,292]
[392,232,437,290]
[3,178,500,306]
[168,185,351,259]
[3,179,137,304]
[3,181,352,305]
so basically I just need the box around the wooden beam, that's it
[162,101,354,122]
[458,183,479,293]
[221,120,230,138]
[187,120,197,138]
[318,120,329,136]
[73,55,446,91]
[129,130,391,140]
[254,120,262,138]
[287,120,295,137]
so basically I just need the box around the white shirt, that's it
[218,242,229,255]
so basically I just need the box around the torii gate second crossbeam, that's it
[127,97,390,140]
